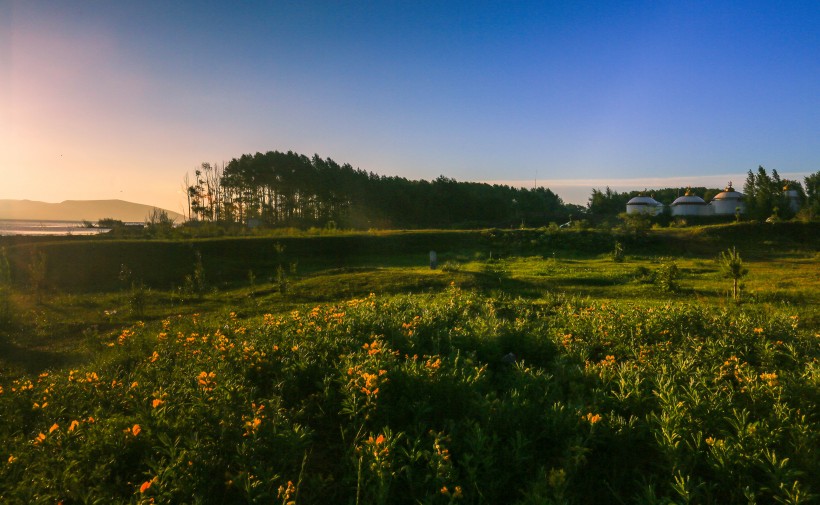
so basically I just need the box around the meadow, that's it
[0,222,817,503]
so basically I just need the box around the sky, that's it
[1,0,818,213]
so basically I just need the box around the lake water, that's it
[0,219,111,236]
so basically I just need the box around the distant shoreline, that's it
[0,219,111,236]
[0,199,183,223]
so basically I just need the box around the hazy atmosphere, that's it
[2,0,818,213]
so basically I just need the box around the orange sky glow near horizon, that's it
[2,2,817,215]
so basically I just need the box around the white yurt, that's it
[784,184,801,213]
[670,189,710,217]
[710,183,745,215]
[626,194,663,215]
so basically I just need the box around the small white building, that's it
[710,183,746,216]
[671,189,709,217]
[626,195,663,216]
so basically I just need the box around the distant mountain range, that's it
[0,199,184,223]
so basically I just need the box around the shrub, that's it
[654,261,680,292]
[718,246,748,301]
[440,261,461,272]
[611,241,625,262]
[182,251,206,298]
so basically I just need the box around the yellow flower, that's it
[7,455,16,464]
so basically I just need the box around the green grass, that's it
[1,288,817,503]
[0,222,817,503]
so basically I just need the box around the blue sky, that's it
[1,0,817,212]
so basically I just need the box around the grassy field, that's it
[0,222,817,503]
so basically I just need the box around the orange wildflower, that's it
[760,372,779,386]
[68,420,80,432]
[132,424,142,436]
[140,480,152,493]
[585,412,602,424]
[49,423,59,433]
[152,399,164,408]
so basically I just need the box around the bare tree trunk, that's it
[183,172,192,222]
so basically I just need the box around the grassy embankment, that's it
[1,222,816,376]
[0,222,817,503]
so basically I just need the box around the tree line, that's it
[586,166,818,223]
[742,166,811,221]
[184,150,583,229]
[184,152,818,229]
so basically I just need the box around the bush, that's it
[718,246,748,301]
[440,261,462,272]
[611,241,625,262]
[182,251,206,298]
[654,261,680,292]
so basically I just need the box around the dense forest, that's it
[184,151,583,229]
[184,151,818,229]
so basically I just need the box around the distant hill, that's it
[0,199,184,223]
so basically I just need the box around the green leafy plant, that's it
[718,247,748,301]
[182,251,206,298]
[654,261,680,292]
[611,241,625,262]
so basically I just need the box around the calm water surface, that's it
[0,220,111,236]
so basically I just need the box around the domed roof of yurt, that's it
[626,195,662,206]
[712,182,743,201]
[671,188,707,206]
